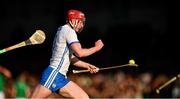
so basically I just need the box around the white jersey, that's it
[50,24,79,76]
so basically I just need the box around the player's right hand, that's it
[95,39,104,51]
[87,64,99,74]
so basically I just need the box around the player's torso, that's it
[50,25,74,75]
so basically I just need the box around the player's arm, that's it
[70,39,104,57]
[65,29,104,58]
[70,55,99,73]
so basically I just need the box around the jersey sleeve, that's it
[64,31,79,46]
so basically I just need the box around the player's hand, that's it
[95,39,104,51]
[87,64,99,74]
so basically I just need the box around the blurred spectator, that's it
[101,74,115,98]
[26,73,39,97]
[0,65,12,98]
[14,71,31,98]
[76,75,92,89]
[138,72,153,98]
[114,71,125,84]
[86,73,105,98]
[172,75,180,98]
[4,79,16,98]
[114,74,142,98]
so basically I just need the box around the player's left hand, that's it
[87,64,99,74]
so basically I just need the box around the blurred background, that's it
[0,0,179,98]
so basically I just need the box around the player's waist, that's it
[49,65,68,77]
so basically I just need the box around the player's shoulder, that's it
[58,24,75,34]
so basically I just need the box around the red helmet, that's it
[67,10,86,32]
[67,10,86,22]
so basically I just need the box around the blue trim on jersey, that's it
[69,41,80,46]
[45,47,68,88]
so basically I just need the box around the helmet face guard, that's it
[67,10,86,33]
[69,19,85,33]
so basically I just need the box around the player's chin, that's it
[76,27,84,33]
